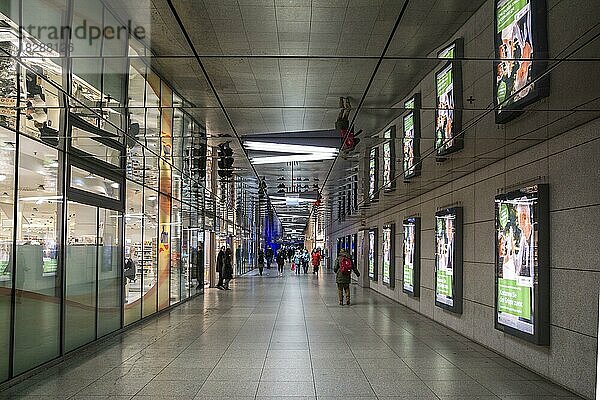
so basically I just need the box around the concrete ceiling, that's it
[103,0,492,238]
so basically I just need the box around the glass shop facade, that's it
[0,0,256,383]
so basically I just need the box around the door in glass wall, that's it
[13,135,61,375]
[0,127,15,381]
[65,202,97,352]
[124,183,143,325]
[97,208,121,337]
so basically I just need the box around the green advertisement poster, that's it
[404,113,413,135]
[436,67,453,97]
[403,263,412,287]
[498,279,531,319]
[404,98,415,109]
[436,270,453,298]
[497,0,529,33]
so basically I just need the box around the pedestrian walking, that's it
[311,248,321,274]
[334,248,360,305]
[222,248,233,290]
[216,246,225,289]
[276,250,286,277]
[257,249,265,276]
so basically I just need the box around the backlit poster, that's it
[402,94,421,180]
[368,229,377,281]
[435,207,463,313]
[402,217,420,297]
[382,127,395,192]
[495,0,548,123]
[382,224,394,287]
[435,39,463,158]
[495,184,549,344]
[368,147,378,201]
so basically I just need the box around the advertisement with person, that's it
[403,112,415,178]
[435,64,455,154]
[435,208,463,313]
[382,225,393,287]
[402,94,421,180]
[496,195,536,333]
[368,229,377,281]
[495,185,549,344]
[402,218,420,296]
[368,147,377,200]
[495,0,548,123]
[382,127,395,192]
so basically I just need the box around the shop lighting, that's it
[244,141,338,154]
[251,153,336,165]
[0,174,6,181]
[148,196,157,201]
[110,182,120,189]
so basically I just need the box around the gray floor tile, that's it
[256,381,316,397]
[195,380,259,397]
[261,368,314,382]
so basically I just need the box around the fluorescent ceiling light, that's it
[251,153,336,165]
[245,141,338,155]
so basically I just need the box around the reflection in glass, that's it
[70,166,120,200]
[170,200,181,305]
[65,202,97,352]
[142,189,158,317]
[124,183,143,325]
[13,135,61,374]
[0,127,15,381]
[97,208,121,337]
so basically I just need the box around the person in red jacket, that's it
[311,248,322,275]
[335,97,360,152]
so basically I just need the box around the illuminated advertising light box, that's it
[382,126,396,192]
[368,228,378,282]
[494,0,549,124]
[402,217,420,297]
[435,39,463,158]
[368,147,379,202]
[495,184,549,345]
[434,207,463,314]
[403,94,421,180]
[382,223,395,288]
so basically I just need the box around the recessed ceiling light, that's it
[0,174,6,181]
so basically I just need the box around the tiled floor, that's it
[0,268,584,399]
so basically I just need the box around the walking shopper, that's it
[257,249,265,276]
[334,248,360,305]
[294,250,301,275]
[287,246,293,263]
[301,248,310,274]
[265,246,274,269]
[276,250,286,277]
[223,248,233,290]
[216,246,225,289]
[311,248,321,274]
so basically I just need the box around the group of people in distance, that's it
[215,245,361,306]
[257,246,323,277]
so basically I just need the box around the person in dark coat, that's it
[257,249,265,276]
[334,248,360,305]
[265,246,274,269]
[222,248,233,290]
[216,246,225,289]
[276,250,286,277]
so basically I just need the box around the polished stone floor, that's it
[0,268,583,400]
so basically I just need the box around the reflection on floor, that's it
[0,267,584,399]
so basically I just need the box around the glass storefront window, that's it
[65,202,97,352]
[70,166,120,200]
[0,126,15,381]
[71,126,122,166]
[124,182,143,325]
[142,189,158,317]
[170,200,181,305]
[97,208,121,337]
[13,135,62,375]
